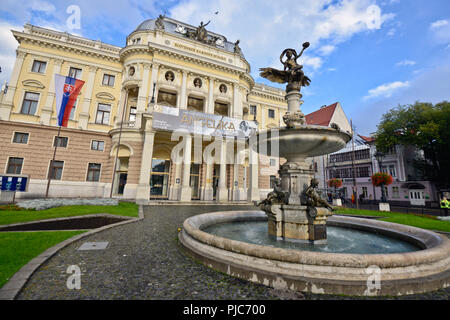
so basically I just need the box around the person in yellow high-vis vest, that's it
[440,197,449,216]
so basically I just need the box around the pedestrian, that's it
[440,197,449,216]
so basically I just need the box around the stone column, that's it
[169,152,183,200]
[202,163,214,200]
[136,120,155,202]
[180,70,188,110]
[135,63,151,128]
[40,58,63,125]
[179,134,192,201]
[216,139,228,202]
[207,77,215,114]
[0,51,26,120]
[233,83,242,118]
[78,66,97,129]
[247,147,260,202]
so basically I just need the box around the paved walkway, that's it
[17,205,450,300]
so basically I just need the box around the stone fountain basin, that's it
[252,125,352,159]
[179,210,450,296]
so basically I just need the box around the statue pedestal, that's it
[266,204,333,243]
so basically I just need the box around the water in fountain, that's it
[203,221,420,254]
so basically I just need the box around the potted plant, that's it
[327,178,343,206]
[371,172,393,211]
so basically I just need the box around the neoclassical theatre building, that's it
[0,17,288,202]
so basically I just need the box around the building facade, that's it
[0,17,287,202]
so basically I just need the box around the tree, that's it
[374,101,450,188]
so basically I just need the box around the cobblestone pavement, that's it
[18,205,450,300]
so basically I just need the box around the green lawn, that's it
[0,231,85,288]
[0,202,139,226]
[335,207,450,232]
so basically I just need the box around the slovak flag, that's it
[54,74,84,127]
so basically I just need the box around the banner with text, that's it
[152,105,257,138]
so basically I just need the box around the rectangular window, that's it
[7,157,24,174]
[91,140,105,151]
[389,165,396,177]
[68,67,82,79]
[49,160,64,180]
[13,132,29,144]
[87,163,101,182]
[250,105,257,115]
[21,92,40,115]
[268,109,275,118]
[128,106,137,123]
[31,60,47,73]
[102,74,115,86]
[362,187,368,198]
[392,186,399,198]
[95,103,111,125]
[53,136,68,148]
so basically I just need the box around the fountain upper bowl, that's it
[251,125,352,160]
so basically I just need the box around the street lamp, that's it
[150,82,156,104]
[375,151,387,202]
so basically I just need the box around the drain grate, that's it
[77,241,109,251]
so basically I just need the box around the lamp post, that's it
[375,151,387,203]
[150,82,156,104]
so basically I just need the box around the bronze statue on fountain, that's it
[260,42,312,128]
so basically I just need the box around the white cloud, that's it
[170,0,392,81]
[387,28,396,36]
[0,22,22,85]
[317,45,336,56]
[430,19,448,29]
[395,59,416,66]
[363,81,410,100]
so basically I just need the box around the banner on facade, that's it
[152,105,257,138]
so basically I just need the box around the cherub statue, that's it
[304,178,334,211]
[257,178,287,210]
[234,39,242,55]
[260,42,311,90]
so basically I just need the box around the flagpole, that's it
[45,125,61,198]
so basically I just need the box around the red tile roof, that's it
[305,103,337,126]
[358,134,375,143]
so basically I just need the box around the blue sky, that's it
[0,0,449,135]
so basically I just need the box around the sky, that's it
[0,0,449,135]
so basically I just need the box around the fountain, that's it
[179,42,450,296]
[256,42,351,243]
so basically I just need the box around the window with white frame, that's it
[389,165,396,177]
[102,74,115,86]
[7,157,24,174]
[392,186,399,198]
[95,103,111,125]
[91,140,105,151]
[13,132,29,144]
[49,160,64,180]
[53,136,68,148]
[87,163,101,181]
[21,92,39,115]
[128,106,137,123]
[31,60,47,73]
[68,67,82,79]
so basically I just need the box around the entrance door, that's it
[190,164,200,200]
[409,190,425,206]
[150,159,170,199]
[212,165,220,200]
[118,173,127,195]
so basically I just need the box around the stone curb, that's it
[0,205,144,300]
